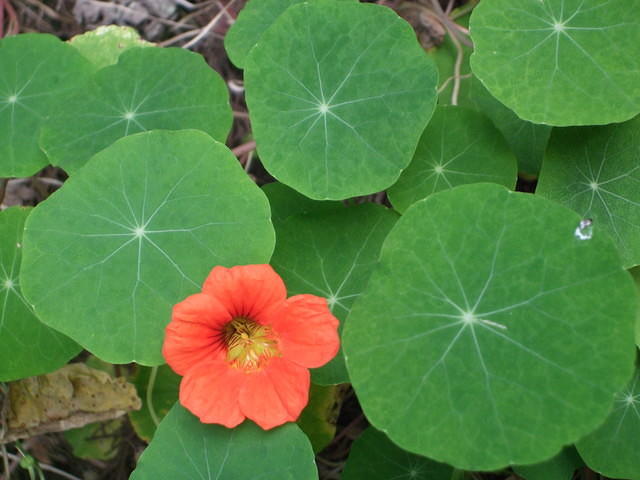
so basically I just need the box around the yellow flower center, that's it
[224,317,279,372]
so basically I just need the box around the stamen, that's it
[224,317,280,372]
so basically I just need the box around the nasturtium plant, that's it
[271,202,398,384]
[296,383,340,453]
[469,0,640,126]
[262,182,343,223]
[3,0,640,477]
[69,25,152,69]
[40,46,232,174]
[244,0,438,200]
[536,115,640,268]
[129,365,181,442]
[341,427,454,480]
[224,0,355,69]
[344,183,636,470]
[576,363,640,480]
[388,105,517,213]
[465,77,552,177]
[20,130,274,365]
[0,34,93,177]
[513,446,584,480]
[0,207,80,381]
[130,404,318,480]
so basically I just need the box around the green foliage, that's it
[0,34,93,177]
[465,77,552,177]
[576,361,640,479]
[513,447,584,480]
[537,115,640,268]
[388,106,517,212]
[297,383,341,453]
[344,183,636,470]
[244,0,438,199]
[342,428,453,480]
[20,130,274,365]
[130,404,318,480]
[40,46,232,174]
[224,0,355,69]
[2,0,639,476]
[271,202,398,384]
[0,207,80,381]
[470,0,640,126]
[129,365,181,442]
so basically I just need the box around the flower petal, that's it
[201,265,287,323]
[180,359,246,428]
[239,358,310,430]
[270,295,340,368]
[163,293,230,375]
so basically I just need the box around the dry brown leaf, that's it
[1,363,141,444]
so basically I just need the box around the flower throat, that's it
[224,317,279,371]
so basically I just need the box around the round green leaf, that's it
[130,365,180,442]
[387,106,517,213]
[341,427,453,480]
[513,446,584,480]
[271,203,398,384]
[130,403,318,480]
[536,115,640,268]
[466,76,551,177]
[224,0,354,69]
[21,130,274,365]
[0,207,80,382]
[40,47,232,174]
[69,25,152,69]
[344,183,636,470]
[244,0,438,200]
[0,34,93,177]
[469,0,640,126]
[576,362,640,480]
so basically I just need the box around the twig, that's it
[231,140,256,158]
[182,0,238,49]
[158,28,199,47]
[21,0,70,23]
[5,454,82,480]
[1,0,19,37]
[429,0,465,105]
[445,0,455,15]
[214,0,235,22]
[446,23,464,106]
[437,73,471,94]
[332,413,365,444]
[175,0,197,10]
[146,366,160,428]
[35,177,63,188]
[244,151,254,173]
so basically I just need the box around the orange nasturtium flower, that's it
[162,264,340,430]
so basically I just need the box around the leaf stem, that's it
[5,453,81,480]
[147,366,160,428]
